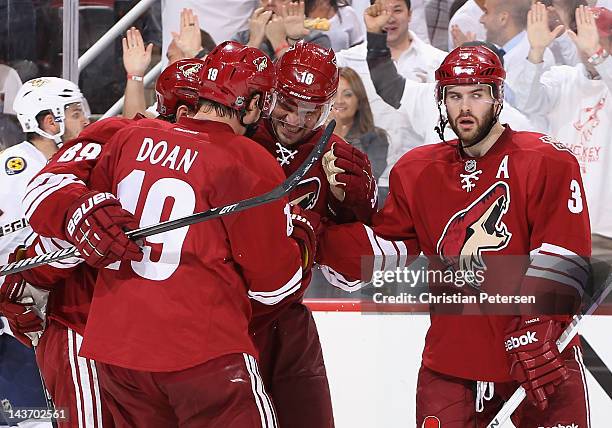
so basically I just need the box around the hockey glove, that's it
[504,316,570,410]
[290,205,321,272]
[65,191,142,268]
[0,248,45,347]
[322,143,377,220]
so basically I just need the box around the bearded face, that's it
[444,84,499,147]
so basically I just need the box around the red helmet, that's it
[435,45,506,103]
[199,41,275,111]
[155,58,204,117]
[592,7,612,37]
[275,40,339,103]
[272,41,339,129]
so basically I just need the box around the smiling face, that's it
[444,84,497,146]
[333,76,358,123]
[382,0,411,47]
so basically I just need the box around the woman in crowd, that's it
[332,66,388,182]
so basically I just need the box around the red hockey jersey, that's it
[23,116,148,334]
[77,118,303,371]
[318,126,591,381]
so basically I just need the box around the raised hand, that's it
[567,5,601,57]
[364,0,391,34]
[122,27,153,77]
[248,7,273,47]
[282,1,309,42]
[265,13,287,50]
[527,2,564,63]
[450,24,476,48]
[171,8,204,58]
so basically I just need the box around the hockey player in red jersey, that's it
[248,40,378,428]
[39,41,311,427]
[1,59,209,428]
[317,45,592,427]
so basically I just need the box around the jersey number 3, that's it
[108,169,196,281]
[568,179,583,214]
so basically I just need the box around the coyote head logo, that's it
[179,63,203,78]
[437,182,512,274]
[253,56,268,72]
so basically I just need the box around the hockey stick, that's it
[486,273,612,428]
[0,120,336,277]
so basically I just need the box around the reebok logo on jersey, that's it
[505,331,538,351]
[538,424,578,428]
[67,192,116,237]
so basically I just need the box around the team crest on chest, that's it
[460,159,482,192]
[275,142,298,166]
[437,181,512,278]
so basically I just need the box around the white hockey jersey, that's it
[0,142,48,263]
[513,58,612,237]
[0,142,47,336]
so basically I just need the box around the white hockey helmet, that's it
[13,77,89,144]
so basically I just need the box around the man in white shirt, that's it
[479,0,556,103]
[448,0,486,49]
[336,0,447,185]
[514,4,612,265]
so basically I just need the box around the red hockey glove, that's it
[504,317,570,410]
[65,191,142,268]
[0,248,44,347]
[290,205,321,272]
[322,143,377,220]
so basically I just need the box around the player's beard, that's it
[449,106,495,148]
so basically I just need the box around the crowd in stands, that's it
[0,0,610,271]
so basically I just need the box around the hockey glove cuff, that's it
[65,191,143,268]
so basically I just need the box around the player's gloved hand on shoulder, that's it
[322,143,377,221]
[290,205,322,272]
[0,248,45,347]
[65,191,143,268]
[504,316,569,410]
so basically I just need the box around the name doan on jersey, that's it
[135,137,199,174]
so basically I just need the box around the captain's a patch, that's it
[5,156,26,175]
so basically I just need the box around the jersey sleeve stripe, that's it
[525,267,585,295]
[320,265,365,292]
[533,243,590,271]
[23,173,86,220]
[530,252,590,287]
[247,267,302,305]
